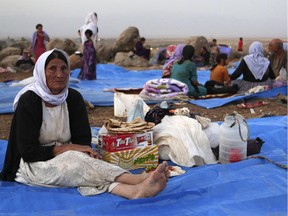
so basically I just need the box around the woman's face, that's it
[45,58,69,95]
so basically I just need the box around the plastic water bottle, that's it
[219,112,249,164]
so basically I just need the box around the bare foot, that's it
[140,161,170,181]
[133,162,169,199]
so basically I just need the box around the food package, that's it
[98,131,153,152]
[100,144,158,170]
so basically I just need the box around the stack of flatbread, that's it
[104,117,155,134]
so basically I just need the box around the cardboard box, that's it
[100,145,158,170]
[98,131,153,152]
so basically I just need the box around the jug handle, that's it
[228,112,250,142]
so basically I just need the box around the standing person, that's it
[268,38,287,78]
[209,39,219,65]
[78,29,97,80]
[134,37,151,60]
[30,23,50,63]
[230,41,275,93]
[0,48,169,199]
[79,12,99,48]
[171,45,207,97]
[162,44,185,78]
[238,37,244,51]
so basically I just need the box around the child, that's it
[238,37,243,51]
[209,39,219,65]
[205,53,238,94]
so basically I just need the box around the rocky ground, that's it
[0,69,287,140]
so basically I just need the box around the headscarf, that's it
[243,41,270,80]
[163,44,186,69]
[165,45,176,59]
[79,12,98,46]
[13,48,70,111]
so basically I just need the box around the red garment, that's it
[238,40,243,51]
[34,34,46,62]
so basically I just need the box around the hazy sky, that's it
[0,0,287,39]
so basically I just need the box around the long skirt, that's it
[15,150,127,196]
[232,78,273,94]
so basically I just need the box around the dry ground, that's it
[0,68,287,140]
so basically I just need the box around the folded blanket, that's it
[140,78,188,99]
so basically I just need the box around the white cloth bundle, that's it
[153,115,217,167]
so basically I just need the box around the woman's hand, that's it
[53,143,102,159]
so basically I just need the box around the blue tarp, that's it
[0,116,287,215]
[190,86,287,109]
[0,64,286,114]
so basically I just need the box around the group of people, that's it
[161,38,287,97]
[1,20,286,200]
[15,23,50,72]
[18,12,99,80]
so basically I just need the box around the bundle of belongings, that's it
[139,78,189,100]
[98,100,265,169]
[144,102,265,167]
[145,102,218,167]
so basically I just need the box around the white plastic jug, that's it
[219,112,249,164]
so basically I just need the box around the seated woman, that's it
[204,53,238,94]
[230,41,275,93]
[171,45,207,97]
[0,48,169,199]
[16,49,35,72]
[134,37,151,60]
[162,44,185,78]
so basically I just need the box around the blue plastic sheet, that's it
[190,85,287,109]
[0,64,287,113]
[0,64,163,114]
[0,116,287,215]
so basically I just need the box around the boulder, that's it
[0,40,8,50]
[10,40,31,51]
[69,54,82,70]
[0,47,21,62]
[0,55,20,67]
[46,39,78,55]
[113,51,149,67]
[112,26,140,53]
[96,43,114,63]
[186,36,209,55]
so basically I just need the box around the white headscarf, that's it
[243,41,270,80]
[13,48,70,111]
[79,12,98,46]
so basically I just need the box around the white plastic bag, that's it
[127,99,145,122]
[114,92,150,117]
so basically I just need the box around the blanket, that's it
[140,78,188,99]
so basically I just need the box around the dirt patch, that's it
[0,70,287,140]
